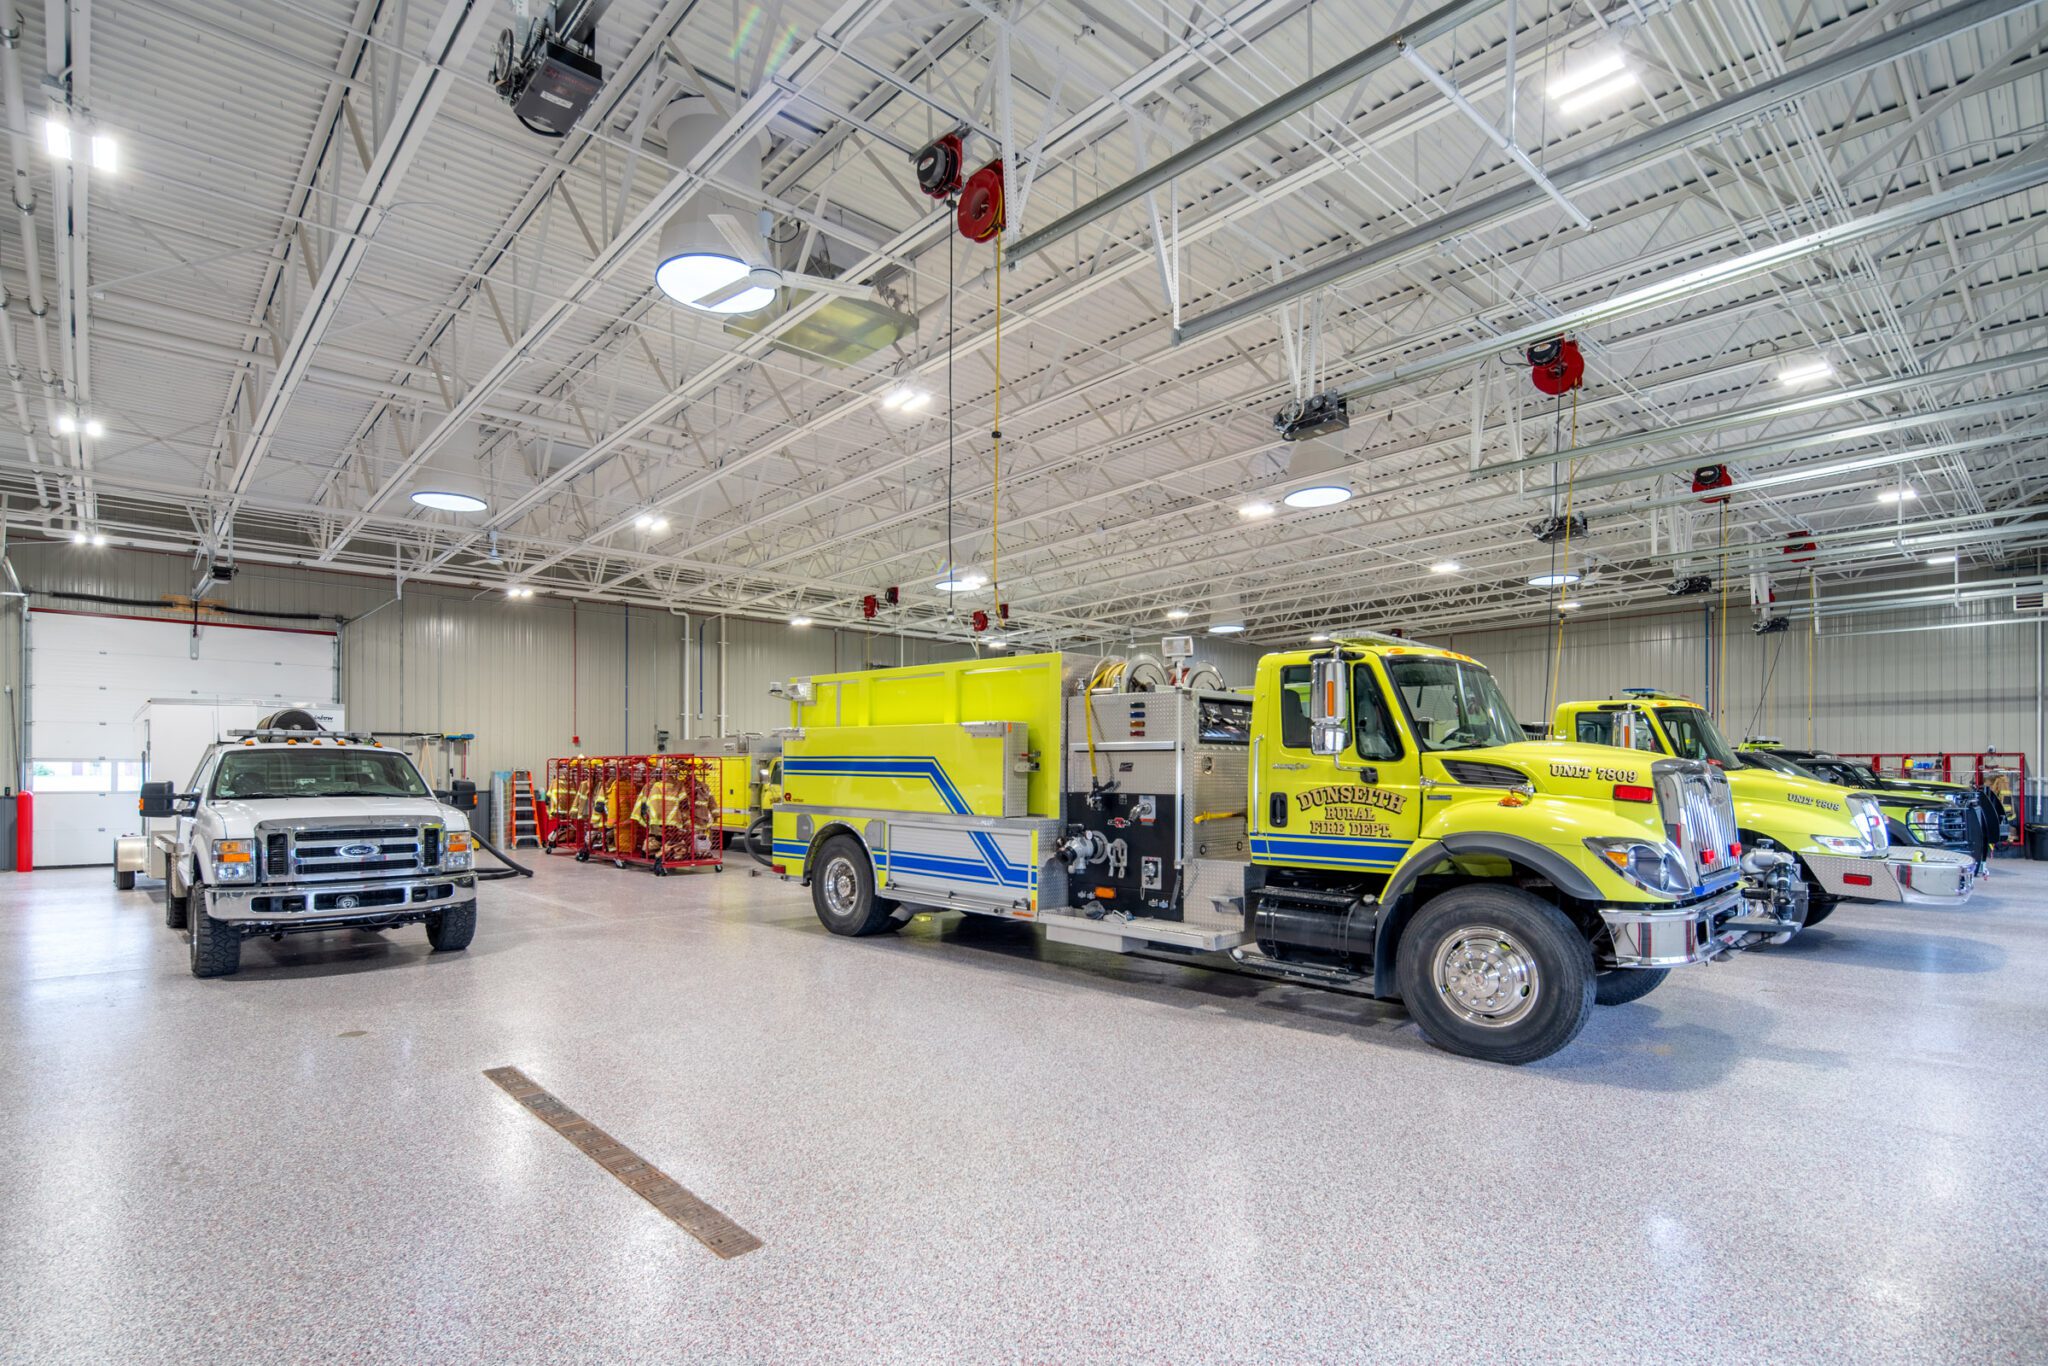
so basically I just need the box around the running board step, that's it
[1037,910,1244,954]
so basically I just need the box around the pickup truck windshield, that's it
[1384,656,1523,752]
[211,749,430,800]
[1653,708,1740,765]
[1739,750,1808,777]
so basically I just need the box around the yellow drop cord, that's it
[991,245,1002,613]
[1544,388,1581,717]
[1807,567,1816,748]
[1717,501,1729,728]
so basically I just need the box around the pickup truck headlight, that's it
[442,831,473,870]
[1810,834,1872,856]
[1584,836,1694,898]
[1848,793,1889,852]
[1905,808,1942,837]
[212,839,256,883]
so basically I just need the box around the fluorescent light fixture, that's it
[44,119,70,160]
[54,414,77,434]
[789,615,813,627]
[1548,51,1629,99]
[935,572,986,592]
[1430,560,1460,574]
[91,533,106,546]
[411,490,489,513]
[83,419,104,438]
[881,385,931,412]
[655,252,772,313]
[1165,608,1191,622]
[984,639,1008,650]
[1282,484,1352,510]
[636,514,653,529]
[1925,554,1957,565]
[1777,358,1834,386]
[70,530,86,544]
[1877,486,1918,504]
[91,134,117,173]
[506,586,534,599]
[635,514,670,533]
[1557,600,1582,610]
[1556,72,1639,114]
[1208,623,1246,634]
[1238,501,1276,519]
[1528,571,1582,588]
[1308,633,1331,643]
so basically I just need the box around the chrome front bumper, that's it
[203,872,476,925]
[1805,849,1977,906]
[1597,885,1747,969]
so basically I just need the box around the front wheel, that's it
[1395,885,1595,1065]
[426,903,476,952]
[1803,894,1838,927]
[809,835,900,936]
[165,872,190,930]
[188,889,241,978]
[1594,966,1669,1006]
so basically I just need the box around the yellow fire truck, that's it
[770,638,1790,1065]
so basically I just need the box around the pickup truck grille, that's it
[1651,760,1738,884]
[257,822,435,882]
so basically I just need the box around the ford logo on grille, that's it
[341,842,380,858]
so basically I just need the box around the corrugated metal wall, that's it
[5,546,2039,793]
[1439,599,2046,765]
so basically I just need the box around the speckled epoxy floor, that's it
[3,855,2046,1364]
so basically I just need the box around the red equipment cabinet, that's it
[541,757,595,856]
[1858,751,2029,851]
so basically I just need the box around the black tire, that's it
[187,888,241,978]
[1594,966,1669,1006]
[1803,895,1837,927]
[808,835,900,936]
[426,902,476,952]
[115,868,136,891]
[575,849,589,863]
[1394,884,1595,1065]
[164,871,189,930]
[745,815,774,868]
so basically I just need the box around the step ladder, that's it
[509,770,541,849]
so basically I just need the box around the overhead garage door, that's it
[26,610,336,867]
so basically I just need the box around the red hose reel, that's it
[1526,336,1585,396]
[956,160,1005,242]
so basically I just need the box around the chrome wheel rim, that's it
[1432,923,1540,1028]
[821,856,861,917]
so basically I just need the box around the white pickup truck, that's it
[143,725,480,977]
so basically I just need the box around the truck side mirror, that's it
[139,781,177,818]
[447,778,478,810]
[1307,656,1349,757]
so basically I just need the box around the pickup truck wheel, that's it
[187,890,241,978]
[164,873,189,930]
[1395,885,1594,1065]
[1593,966,1669,1006]
[809,835,899,936]
[1803,894,1838,927]
[426,902,476,952]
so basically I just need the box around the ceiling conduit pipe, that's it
[42,0,91,525]
[1174,0,2036,344]
[0,282,49,509]
[0,20,56,513]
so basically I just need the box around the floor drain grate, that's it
[484,1065,762,1259]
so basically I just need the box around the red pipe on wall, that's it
[16,790,32,872]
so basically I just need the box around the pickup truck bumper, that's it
[1597,884,1749,969]
[203,873,476,929]
[1804,849,1977,906]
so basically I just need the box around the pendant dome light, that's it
[653,98,773,314]
[410,422,491,514]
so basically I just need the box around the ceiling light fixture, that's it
[43,118,70,160]
[1308,633,1331,643]
[935,572,986,592]
[1208,593,1247,635]
[411,490,489,513]
[635,514,670,533]
[1548,51,1629,99]
[1925,554,1957,565]
[1430,560,1460,573]
[1238,501,1275,519]
[1777,358,1834,386]
[1877,486,1918,504]
[789,615,813,627]
[70,530,85,544]
[1165,608,1191,622]
[1282,484,1352,510]
[880,385,931,412]
[506,586,534,599]
[83,419,104,438]
[54,414,76,434]
[91,133,117,173]
[1528,571,1582,588]
[984,639,1008,650]
[1555,69,1639,114]
[1557,600,1582,610]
